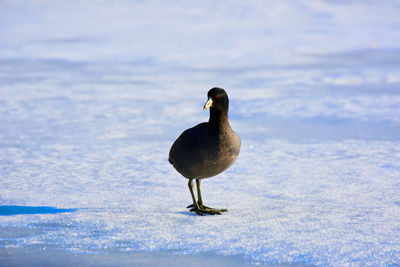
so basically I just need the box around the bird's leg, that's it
[196,179,211,209]
[187,179,203,215]
[187,179,227,215]
[187,179,212,209]
[196,179,204,206]
[197,179,228,214]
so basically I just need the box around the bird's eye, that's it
[215,95,219,99]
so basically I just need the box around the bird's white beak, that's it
[203,97,213,110]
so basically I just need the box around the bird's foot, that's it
[186,203,227,215]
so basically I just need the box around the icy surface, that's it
[1,0,400,266]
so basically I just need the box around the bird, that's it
[169,87,241,215]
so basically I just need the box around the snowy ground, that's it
[1,0,400,266]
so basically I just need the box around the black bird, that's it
[169,87,241,215]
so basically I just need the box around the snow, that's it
[1,0,400,266]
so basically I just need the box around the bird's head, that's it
[203,87,229,112]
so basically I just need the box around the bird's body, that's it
[169,122,240,179]
[169,87,240,215]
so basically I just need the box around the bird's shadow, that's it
[0,205,77,216]
[177,211,200,216]
[177,210,225,217]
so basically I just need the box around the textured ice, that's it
[1,0,400,266]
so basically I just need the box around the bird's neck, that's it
[209,109,229,127]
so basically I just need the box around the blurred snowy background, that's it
[1,0,400,265]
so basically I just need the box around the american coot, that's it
[169,87,241,215]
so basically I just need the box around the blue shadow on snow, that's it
[0,206,77,216]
